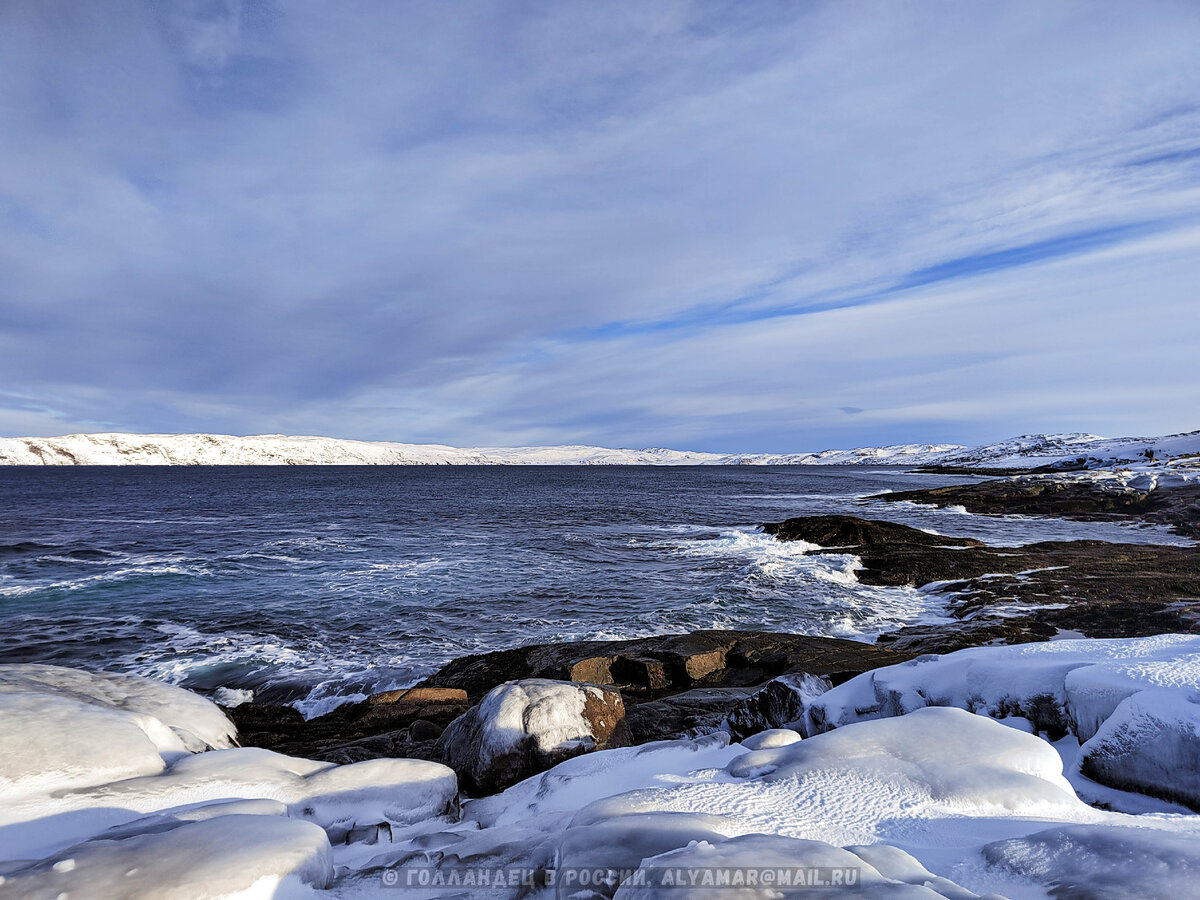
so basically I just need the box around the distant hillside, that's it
[0,430,1195,468]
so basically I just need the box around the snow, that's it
[1076,688,1200,809]
[807,635,1200,807]
[6,660,1200,898]
[4,428,1196,468]
[292,758,458,838]
[0,663,237,753]
[738,728,802,750]
[614,834,968,899]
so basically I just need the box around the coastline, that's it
[229,469,1200,772]
[5,464,1200,897]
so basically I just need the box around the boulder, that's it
[436,679,630,793]
[1077,688,1200,810]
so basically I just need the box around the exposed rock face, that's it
[765,515,1200,655]
[435,679,630,793]
[227,685,469,765]
[418,629,905,701]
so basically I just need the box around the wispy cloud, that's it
[1,1,1198,450]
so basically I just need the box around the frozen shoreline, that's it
[4,634,1200,898]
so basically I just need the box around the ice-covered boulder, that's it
[0,665,237,802]
[983,824,1200,899]
[806,635,1200,805]
[437,678,630,792]
[727,706,1080,814]
[0,664,237,752]
[291,757,459,841]
[1076,688,1200,809]
[0,814,332,899]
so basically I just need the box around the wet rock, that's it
[764,515,1200,644]
[418,630,906,702]
[877,477,1200,539]
[230,631,905,767]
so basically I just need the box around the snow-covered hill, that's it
[937,430,1200,470]
[0,429,1196,468]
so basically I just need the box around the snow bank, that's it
[808,635,1200,807]
[8,657,1200,897]
[615,834,971,899]
[1077,688,1200,808]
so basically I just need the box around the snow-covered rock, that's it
[738,728,802,750]
[291,757,458,840]
[614,833,978,899]
[982,824,1200,899]
[437,678,630,793]
[1077,688,1200,809]
[0,814,333,899]
[0,665,238,800]
[807,635,1200,807]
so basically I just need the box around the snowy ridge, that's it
[0,428,1197,467]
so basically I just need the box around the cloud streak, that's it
[1,0,1198,451]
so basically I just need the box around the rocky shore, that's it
[230,630,907,790]
[880,470,1200,538]
[229,472,1200,794]
[7,468,1200,897]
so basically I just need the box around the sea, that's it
[0,465,1184,717]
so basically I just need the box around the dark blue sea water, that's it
[0,466,1182,715]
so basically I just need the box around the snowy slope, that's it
[0,429,1197,467]
[938,430,1200,469]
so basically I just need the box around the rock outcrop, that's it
[229,631,908,777]
[766,515,1200,654]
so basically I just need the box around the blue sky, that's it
[1,1,1198,452]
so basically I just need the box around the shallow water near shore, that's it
[0,465,1186,716]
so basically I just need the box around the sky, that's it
[1,1,1199,453]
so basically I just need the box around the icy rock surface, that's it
[808,635,1200,806]
[0,664,237,800]
[1077,688,1200,809]
[982,824,1200,899]
[739,728,802,750]
[0,815,333,899]
[436,678,629,792]
[0,664,461,899]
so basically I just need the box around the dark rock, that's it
[876,478,1200,539]
[230,630,907,769]
[764,515,1200,649]
[418,629,906,702]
